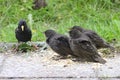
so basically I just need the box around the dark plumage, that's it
[71,26,113,49]
[44,29,74,57]
[15,20,32,43]
[32,0,47,10]
[69,29,106,64]
[70,26,86,33]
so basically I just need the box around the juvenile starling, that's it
[15,20,32,43]
[69,29,106,64]
[70,26,86,32]
[44,29,75,58]
[70,26,114,49]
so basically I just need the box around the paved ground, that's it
[0,42,120,80]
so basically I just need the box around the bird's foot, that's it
[52,55,68,60]
[109,46,115,52]
[31,44,39,50]
[11,45,18,53]
[71,57,87,62]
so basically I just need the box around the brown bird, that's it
[70,26,114,50]
[70,26,86,33]
[32,0,47,10]
[44,29,75,58]
[69,29,106,64]
[15,20,32,43]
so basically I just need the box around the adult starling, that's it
[44,29,75,58]
[15,20,32,43]
[70,26,114,49]
[69,29,106,64]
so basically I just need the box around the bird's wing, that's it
[56,36,70,47]
[77,39,98,55]
[85,31,104,42]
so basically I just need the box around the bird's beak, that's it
[21,25,24,31]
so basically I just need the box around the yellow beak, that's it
[21,25,24,31]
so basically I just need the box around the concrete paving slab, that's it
[0,78,99,80]
[0,52,96,78]
[0,42,120,80]
[97,57,120,78]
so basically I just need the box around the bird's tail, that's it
[94,55,106,64]
[105,43,115,52]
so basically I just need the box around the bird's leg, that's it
[104,42,115,53]
[12,41,21,52]
[29,41,38,50]
[106,44,115,53]
[52,55,68,60]
[16,41,23,51]
[58,55,68,59]
[72,58,79,62]
[109,46,115,52]
[108,46,115,57]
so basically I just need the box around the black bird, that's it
[70,26,114,49]
[15,20,32,43]
[69,29,106,64]
[44,29,75,58]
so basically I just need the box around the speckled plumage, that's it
[69,29,106,64]
[44,29,74,57]
[71,26,113,49]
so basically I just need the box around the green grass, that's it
[0,0,120,42]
